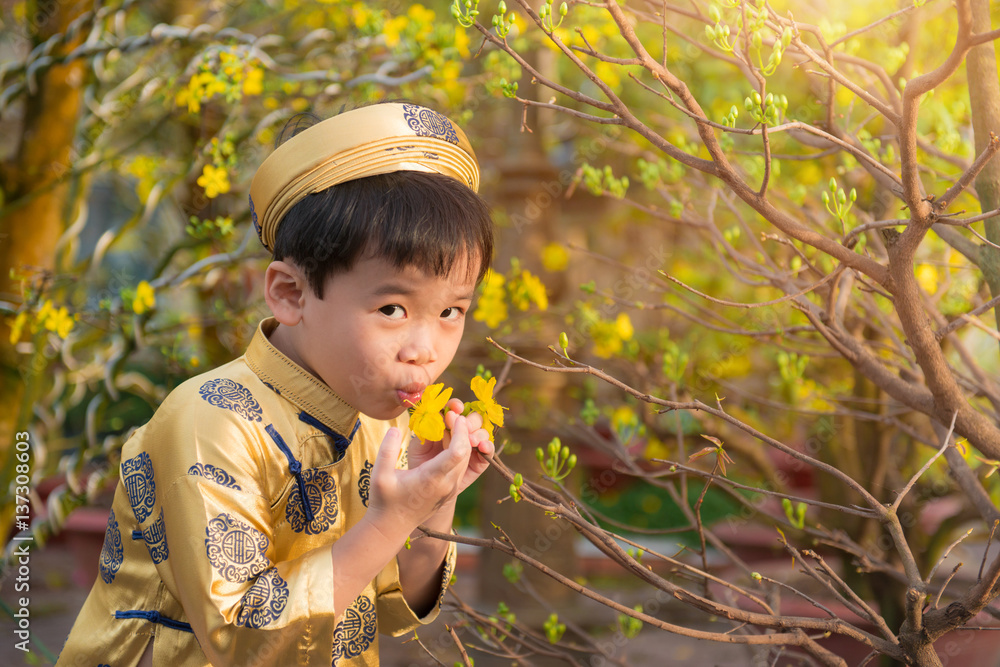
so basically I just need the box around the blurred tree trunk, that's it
[0,0,89,479]
[478,63,579,659]
[966,0,1000,341]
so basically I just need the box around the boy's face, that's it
[292,254,479,420]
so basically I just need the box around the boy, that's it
[56,102,495,666]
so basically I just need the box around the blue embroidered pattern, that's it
[261,380,281,396]
[99,509,123,584]
[402,104,459,145]
[286,469,338,534]
[205,513,270,582]
[143,509,169,564]
[188,463,242,491]
[237,568,290,628]
[397,446,408,470]
[332,595,377,662]
[198,378,262,422]
[358,460,372,507]
[122,452,156,523]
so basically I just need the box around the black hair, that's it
[270,112,494,299]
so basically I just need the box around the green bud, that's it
[498,0,506,12]
[837,189,846,205]
[709,5,721,22]
[850,188,857,202]
[781,27,792,48]
[705,24,716,41]
[752,90,761,105]
[829,177,837,192]
[492,14,499,25]
[559,331,569,349]
[560,2,567,16]
[752,30,762,49]
[821,191,830,205]
[560,446,570,460]
[567,454,577,469]
[514,472,523,487]
[536,447,545,462]
[764,92,773,106]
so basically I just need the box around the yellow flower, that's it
[467,376,506,441]
[473,270,508,328]
[916,264,938,294]
[541,243,569,272]
[454,25,471,58]
[509,270,548,311]
[615,313,633,340]
[197,164,231,199]
[383,15,408,48]
[42,305,74,339]
[408,383,453,443]
[133,281,156,315]
[242,66,264,96]
[9,311,27,344]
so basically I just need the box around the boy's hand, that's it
[366,403,493,535]
[408,398,493,491]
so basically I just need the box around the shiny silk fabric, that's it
[56,318,456,666]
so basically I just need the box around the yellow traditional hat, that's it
[248,103,480,252]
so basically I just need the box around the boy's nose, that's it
[398,328,436,366]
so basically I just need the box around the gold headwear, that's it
[248,103,480,252]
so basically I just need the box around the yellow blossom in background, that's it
[352,2,374,29]
[454,26,471,58]
[383,15,408,47]
[611,405,638,437]
[409,383,453,443]
[509,270,548,311]
[408,4,435,41]
[242,66,264,95]
[197,164,231,198]
[916,264,939,294]
[45,306,74,339]
[473,270,508,328]
[127,155,159,201]
[615,313,634,340]
[133,281,156,315]
[8,311,27,344]
[585,309,633,359]
[467,376,505,441]
[541,243,569,272]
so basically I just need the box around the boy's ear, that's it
[264,261,308,326]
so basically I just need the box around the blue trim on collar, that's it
[298,412,361,457]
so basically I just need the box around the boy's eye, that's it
[379,305,406,319]
[440,307,465,321]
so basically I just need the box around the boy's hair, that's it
[271,114,494,299]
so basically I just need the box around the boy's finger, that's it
[373,427,404,476]
[445,397,464,414]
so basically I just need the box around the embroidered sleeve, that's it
[373,538,458,637]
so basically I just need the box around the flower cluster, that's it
[473,259,549,329]
[9,299,76,344]
[408,375,506,444]
[576,304,634,358]
[175,48,265,114]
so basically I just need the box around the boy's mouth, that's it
[397,384,425,407]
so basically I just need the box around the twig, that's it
[979,520,1000,582]
[934,563,964,609]
[448,625,474,667]
[935,294,1000,339]
[891,411,957,513]
[927,529,973,585]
